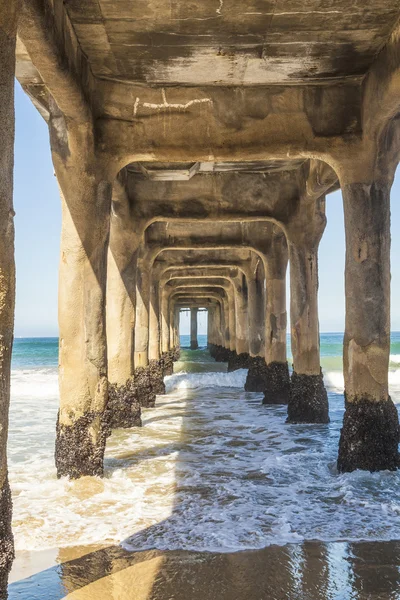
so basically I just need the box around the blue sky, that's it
[13,82,400,336]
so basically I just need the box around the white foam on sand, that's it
[9,363,400,554]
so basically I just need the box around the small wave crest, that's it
[165,369,248,393]
[324,370,344,393]
[324,368,400,403]
[11,367,59,400]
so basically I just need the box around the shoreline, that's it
[9,539,400,599]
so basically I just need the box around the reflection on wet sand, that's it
[8,540,400,599]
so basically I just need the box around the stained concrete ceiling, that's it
[126,160,306,179]
[63,0,398,85]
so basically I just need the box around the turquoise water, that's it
[13,332,400,371]
[12,337,59,368]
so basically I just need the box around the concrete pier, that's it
[2,1,400,592]
[106,180,142,428]
[134,260,156,408]
[0,1,19,594]
[337,156,400,472]
[245,258,269,392]
[49,110,113,479]
[263,228,291,404]
[286,197,329,424]
[190,308,199,350]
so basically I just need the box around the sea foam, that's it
[165,369,248,393]
[8,362,400,554]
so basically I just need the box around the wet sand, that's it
[8,540,400,599]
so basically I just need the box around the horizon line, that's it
[13,331,400,338]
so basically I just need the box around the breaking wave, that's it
[165,369,248,393]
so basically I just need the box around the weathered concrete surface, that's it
[51,107,113,480]
[172,346,181,362]
[134,367,156,408]
[134,259,150,369]
[338,398,399,472]
[228,352,251,373]
[233,273,249,357]
[56,411,111,479]
[149,235,283,392]
[265,227,288,368]
[172,306,181,352]
[108,382,142,429]
[40,0,398,87]
[172,291,231,358]
[209,344,231,363]
[161,266,251,358]
[149,360,166,396]
[247,258,265,359]
[107,176,138,388]
[286,195,329,424]
[337,164,400,472]
[287,372,329,424]
[0,2,20,593]
[161,273,227,351]
[245,357,270,393]
[262,362,291,405]
[190,308,198,350]
[135,166,336,238]
[148,281,161,363]
[160,294,171,358]
[161,352,174,377]
[17,2,400,173]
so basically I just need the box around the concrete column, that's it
[207,306,213,346]
[0,1,20,592]
[234,275,249,356]
[106,248,136,385]
[248,264,265,358]
[160,292,170,354]
[245,261,270,392]
[133,261,155,407]
[227,295,236,352]
[172,305,181,359]
[211,298,230,361]
[49,102,113,479]
[212,303,223,348]
[148,281,160,362]
[214,303,223,347]
[287,196,329,423]
[148,280,166,395]
[262,228,291,404]
[190,308,199,349]
[169,298,175,349]
[106,248,141,428]
[134,261,150,368]
[222,296,234,361]
[229,276,250,371]
[106,178,137,386]
[160,289,173,375]
[106,181,141,429]
[174,306,181,347]
[337,164,399,472]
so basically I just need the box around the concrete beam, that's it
[19,0,90,121]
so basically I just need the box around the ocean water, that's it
[8,333,400,555]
